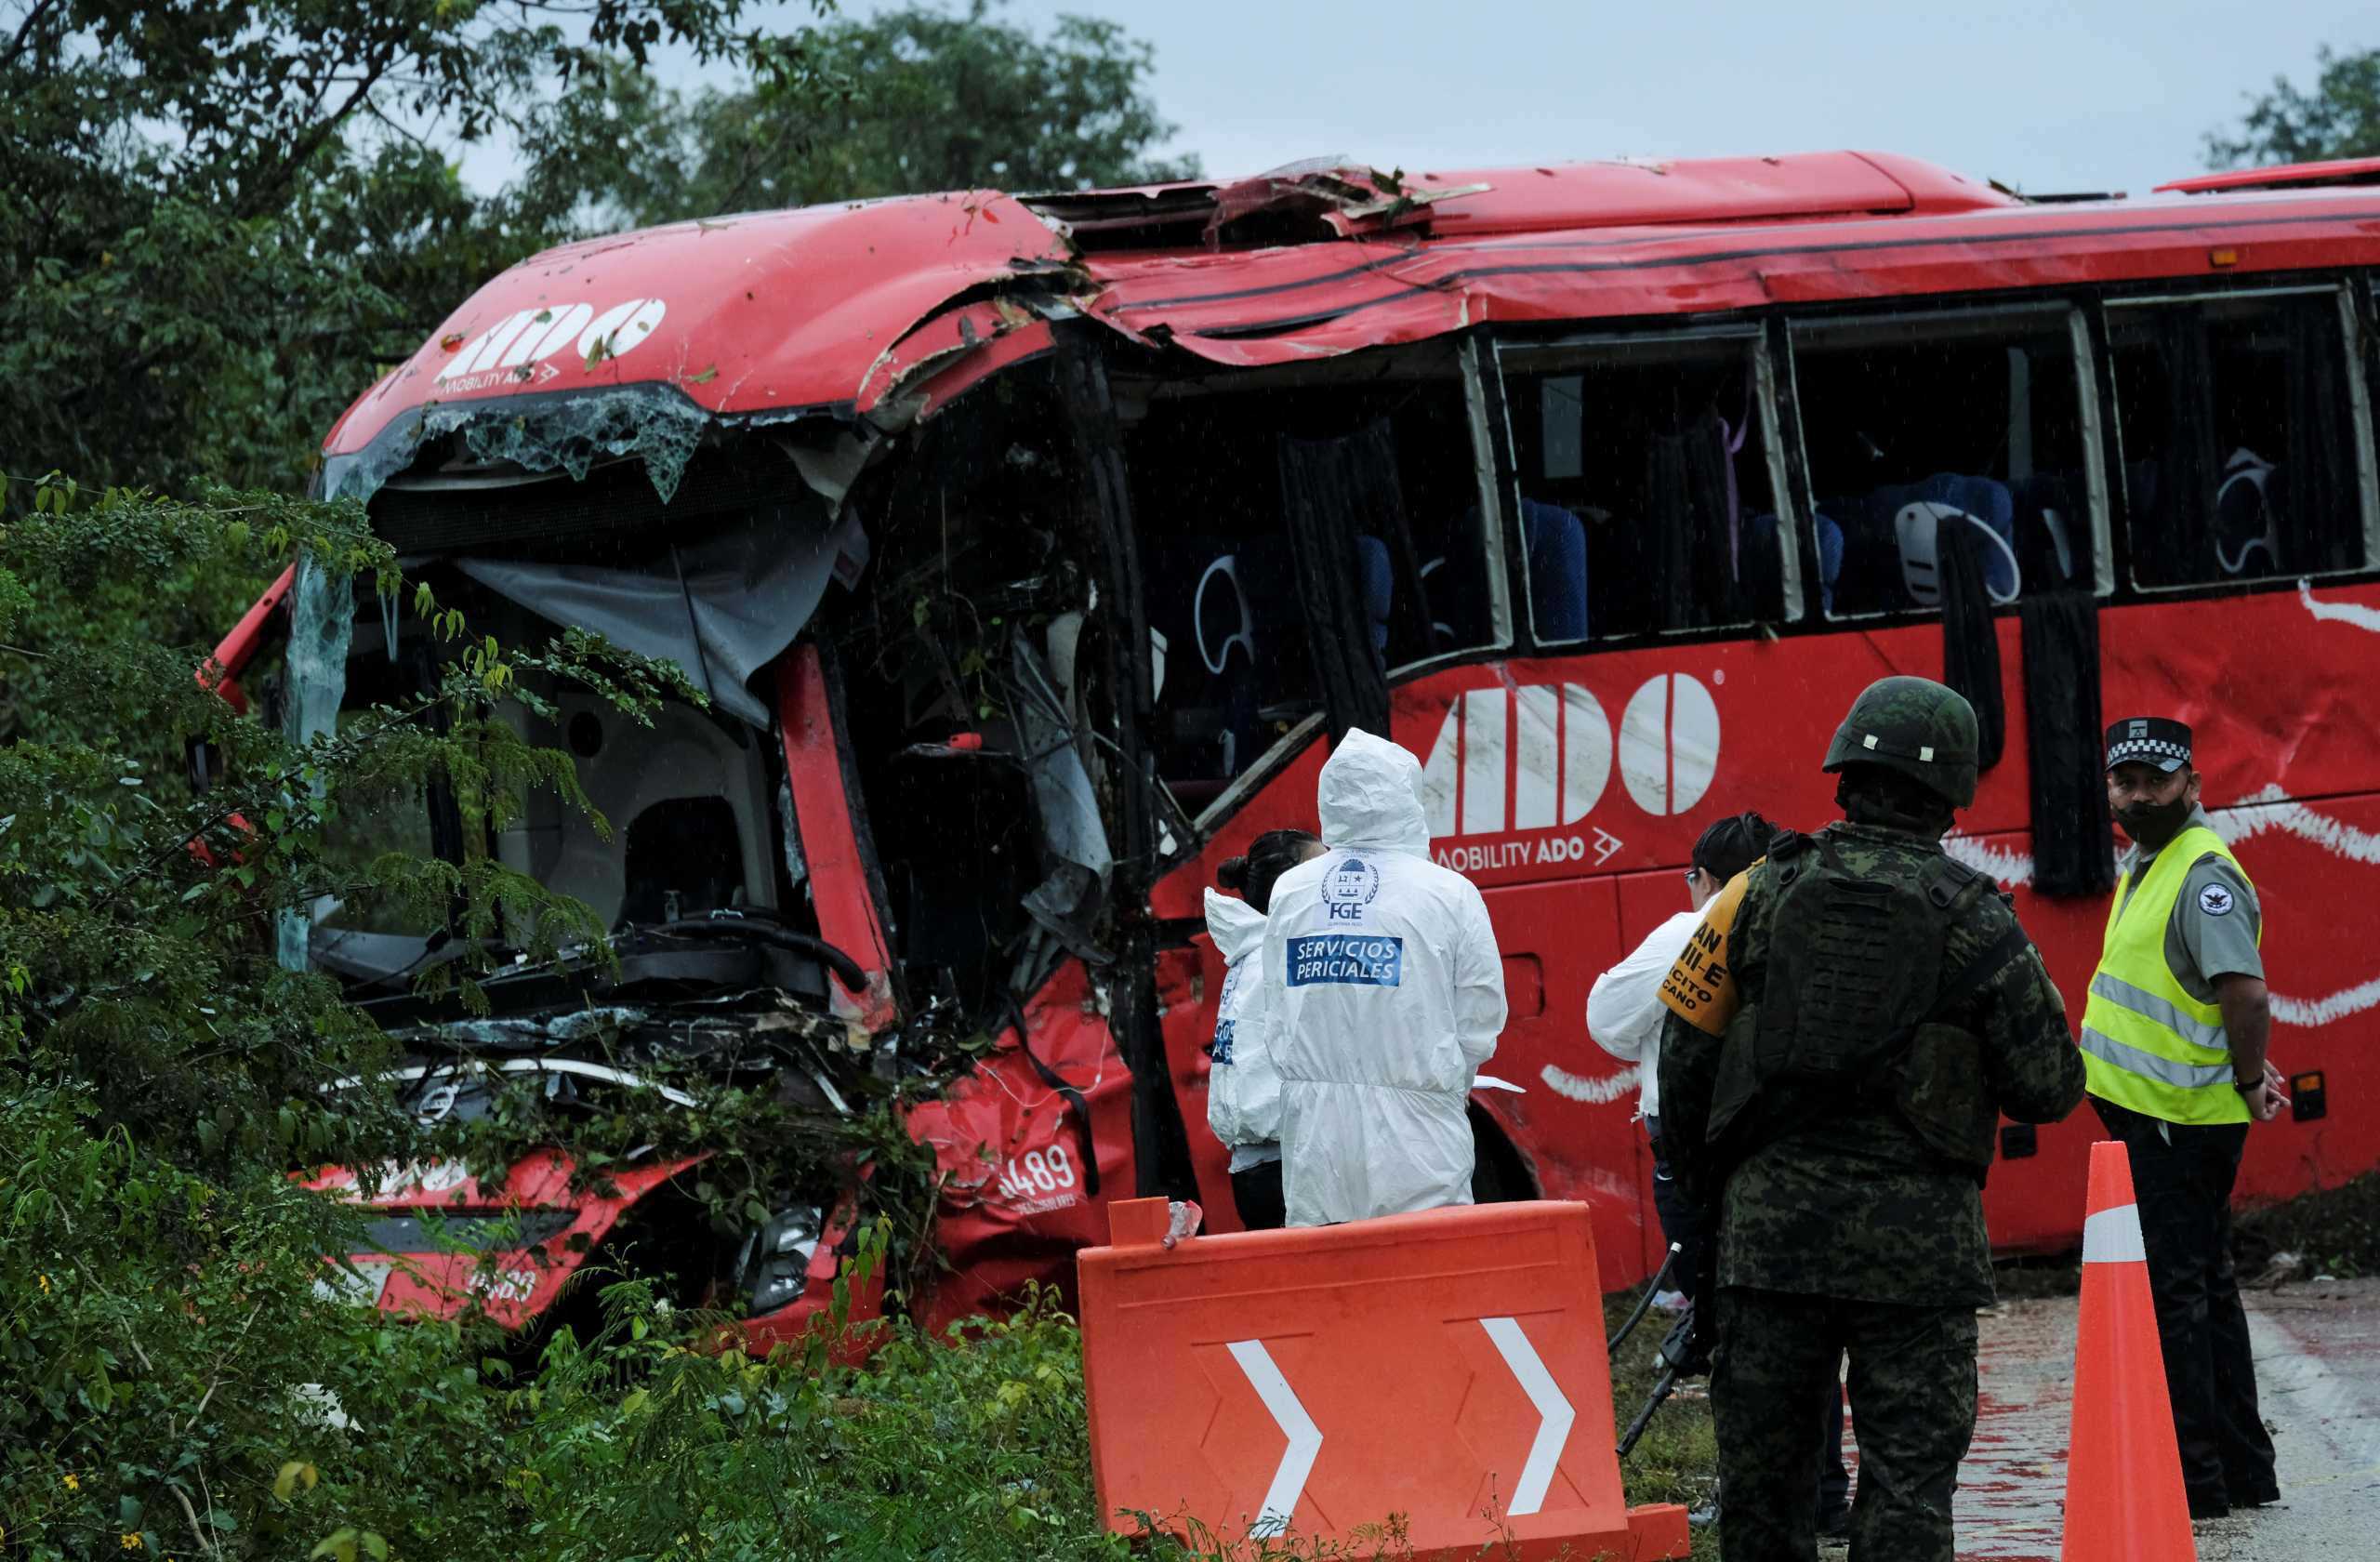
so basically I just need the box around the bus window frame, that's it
[2104,279,2380,594]
[1123,336,1507,837]
[1488,321,1805,646]
[1783,298,2110,623]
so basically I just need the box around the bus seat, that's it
[1838,474,2016,610]
[2215,448,2280,576]
[1428,499,1589,644]
[1523,500,1590,642]
[1744,511,1844,615]
[1894,499,2022,607]
[1822,492,1900,614]
[1355,535,1394,655]
[1193,552,1256,676]
[2011,472,2082,589]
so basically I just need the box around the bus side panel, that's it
[2214,791,2380,1208]
[1473,874,1646,1289]
[1982,827,2105,1252]
[1144,578,2380,1276]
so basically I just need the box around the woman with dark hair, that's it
[1589,810,1776,1302]
[1206,828,1327,1230]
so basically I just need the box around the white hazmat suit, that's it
[1264,728,1507,1226]
[1203,887,1285,1170]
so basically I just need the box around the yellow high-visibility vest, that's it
[2079,824,2257,1125]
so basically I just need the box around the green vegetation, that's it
[0,0,1193,501]
[2205,43,2380,168]
[1603,1293,1723,1562]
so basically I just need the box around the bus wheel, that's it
[1469,1105,1538,1204]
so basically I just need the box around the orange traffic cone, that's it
[2061,1139,2195,1561]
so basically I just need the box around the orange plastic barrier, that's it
[1078,1198,1690,1559]
[2061,1140,2197,1561]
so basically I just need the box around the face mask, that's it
[2114,793,2192,849]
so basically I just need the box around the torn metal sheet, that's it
[904,960,1136,1337]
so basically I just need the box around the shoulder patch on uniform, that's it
[2198,882,2236,917]
[1659,868,1751,1035]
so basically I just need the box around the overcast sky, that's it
[461,2,2370,200]
[776,0,2367,199]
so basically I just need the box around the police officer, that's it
[2082,716,2283,1520]
[1657,676,2085,1562]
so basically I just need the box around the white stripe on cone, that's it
[2082,1201,2147,1264]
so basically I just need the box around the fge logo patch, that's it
[1321,856,1382,922]
[1288,933,1404,987]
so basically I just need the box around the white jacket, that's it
[1204,887,1285,1170]
[1587,909,1701,1121]
[1265,728,1508,1227]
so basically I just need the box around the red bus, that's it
[245,149,2380,1340]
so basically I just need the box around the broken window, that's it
[826,366,1117,1017]
[1792,304,2102,616]
[1498,330,1792,640]
[1121,349,1494,813]
[2110,286,2376,589]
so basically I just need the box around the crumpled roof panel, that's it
[323,151,2380,461]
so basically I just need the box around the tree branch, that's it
[4,0,60,73]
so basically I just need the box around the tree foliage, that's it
[0,484,1081,1560]
[0,0,1193,499]
[2205,44,2380,168]
[540,1,1201,231]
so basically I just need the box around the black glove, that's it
[1682,1239,1721,1374]
[1657,1305,1711,1380]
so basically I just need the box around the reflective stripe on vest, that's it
[2079,824,2255,1125]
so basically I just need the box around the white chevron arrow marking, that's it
[1226,1339,1322,1537]
[1481,1316,1574,1516]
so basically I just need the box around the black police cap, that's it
[2105,716,2192,774]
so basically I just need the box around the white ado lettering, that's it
[1420,673,1721,840]
[433,298,668,389]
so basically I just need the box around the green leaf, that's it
[311,1526,361,1562]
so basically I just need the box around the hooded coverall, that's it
[1263,728,1508,1227]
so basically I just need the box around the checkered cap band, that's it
[2106,716,2191,773]
[2106,737,2188,769]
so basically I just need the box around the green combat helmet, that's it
[1820,676,1980,808]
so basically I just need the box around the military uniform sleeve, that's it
[1981,930,2086,1126]
[2175,855,2263,984]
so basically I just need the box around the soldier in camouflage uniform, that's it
[1656,676,2085,1562]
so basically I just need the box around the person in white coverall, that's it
[1204,828,1327,1231]
[1264,727,1508,1228]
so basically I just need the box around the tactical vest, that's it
[2080,825,2256,1126]
[1706,830,2022,1177]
